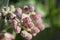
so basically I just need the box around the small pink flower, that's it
[16,8,22,19]
[16,8,22,14]
[12,19,17,27]
[21,30,28,37]
[4,33,15,40]
[14,26,21,33]
[33,13,41,20]
[37,22,45,31]
[23,17,31,23]
[31,27,40,36]
[29,5,35,12]
[10,13,16,19]
[22,5,28,10]
[27,22,35,28]
[31,27,40,33]
[25,33,32,40]
[21,30,32,40]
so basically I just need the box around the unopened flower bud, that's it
[14,26,21,33]
[22,6,29,13]
[37,23,45,31]
[31,27,40,34]
[25,33,32,40]
[22,14,30,19]
[29,5,35,12]
[16,8,22,14]
[33,13,41,20]
[10,13,16,20]
[23,17,31,23]
[21,30,28,37]
[1,7,8,15]
[31,27,40,36]
[27,22,35,29]
[23,6,28,10]
[12,19,17,27]
[10,5,15,12]
[21,30,32,40]
[4,32,15,40]
[16,8,22,19]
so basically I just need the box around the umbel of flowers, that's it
[0,5,45,40]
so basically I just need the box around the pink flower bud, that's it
[37,23,45,31]
[31,27,40,36]
[21,30,32,40]
[16,8,22,14]
[22,14,30,19]
[23,6,28,10]
[16,8,22,19]
[25,33,32,40]
[21,30,28,37]
[31,27,40,34]
[33,13,41,20]
[14,26,21,33]
[29,5,35,12]
[10,13,16,20]
[4,33,15,40]
[23,17,31,23]
[27,22,35,28]
[12,19,17,27]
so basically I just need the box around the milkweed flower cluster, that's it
[0,5,45,40]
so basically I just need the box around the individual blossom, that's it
[32,13,41,20]
[22,5,29,13]
[11,19,18,27]
[14,26,21,33]
[29,5,35,12]
[23,17,31,23]
[1,7,8,15]
[23,5,29,10]
[9,5,15,13]
[21,30,29,37]
[25,33,32,40]
[16,8,22,19]
[9,13,16,20]
[4,32,15,40]
[31,27,40,36]
[22,13,30,19]
[37,22,45,31]
[21,30,32,40]
[27,22,35,29]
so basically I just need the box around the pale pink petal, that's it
[23,5,28,10]
[21,30,28,37]
[14,26,21,33]
[16,8,22,19]
[33,13,41,20]
[25,33,32,40]
[29,5,35,12]
[23,17,31,23]
[12,19,17,27]
[27,22,35,28]
[37,22,45,31]
[4,33,15,40]
[31,27,40,33]
[10,13,16,19]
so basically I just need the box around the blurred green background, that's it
[0,0,60,40]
